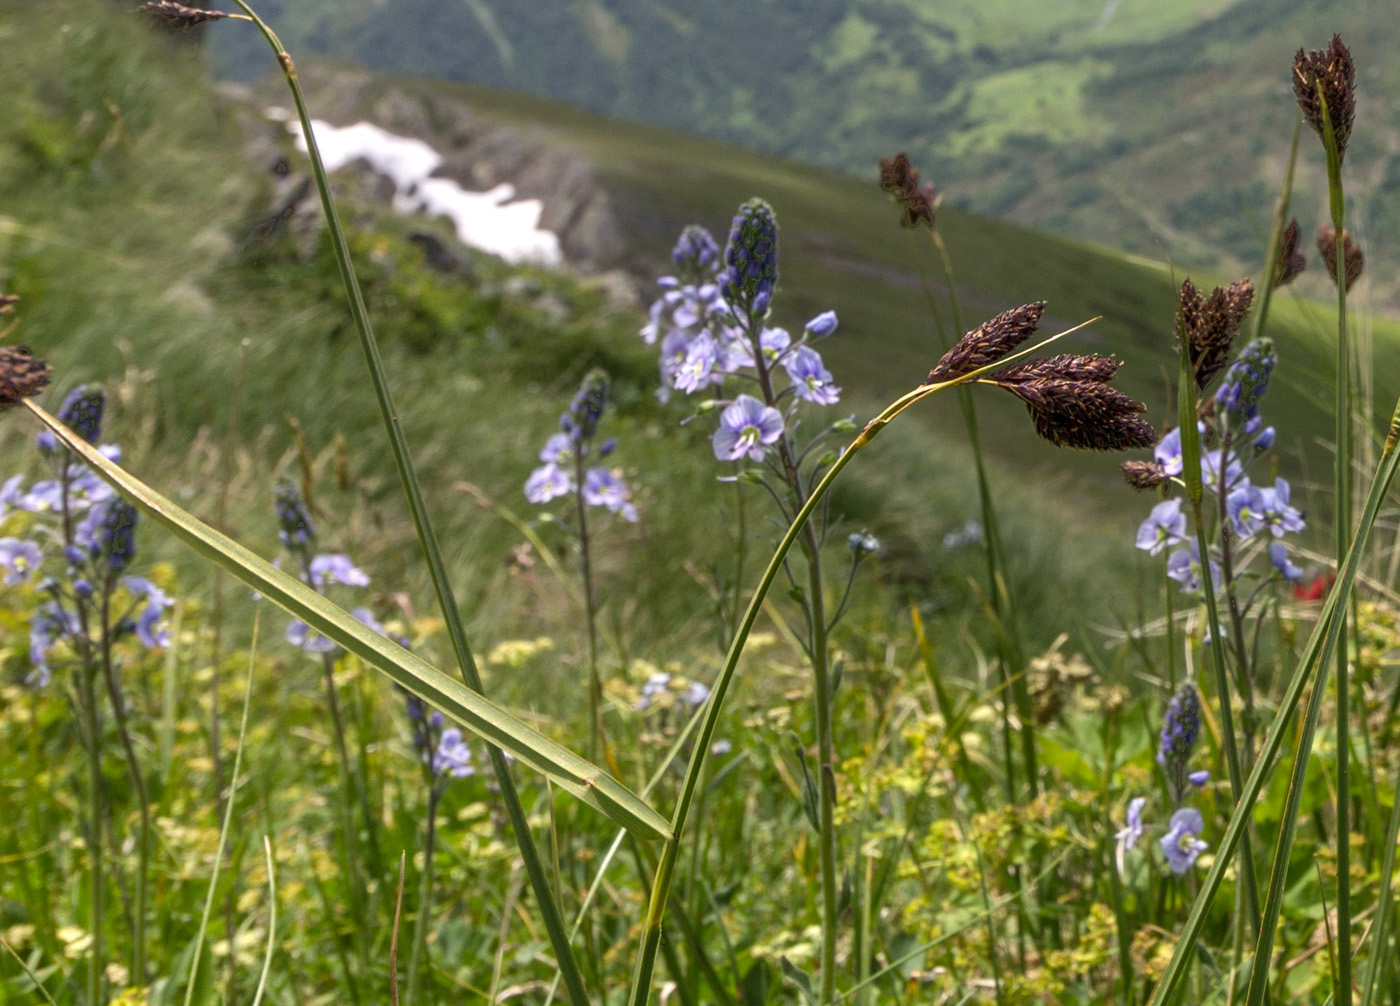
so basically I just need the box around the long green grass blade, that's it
[26,401,669,844]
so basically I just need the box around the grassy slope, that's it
[4,6,1388,695]
[209,0,1400,310]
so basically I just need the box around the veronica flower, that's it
[848,531,881,555]
[673,333,719,394]
[1270,541,1304,581]
[309,553,370,588]
[804,311,838,339]
[1160,808,1209,875]
[0,537,42,585]
[285,619,338,654]
[1158,683,1201,803]
[28,601,80,687]
[121,576,173,648]
[1115,796,1146,874]
[582,468,638,522]
[784,346,842,405]
[1136,499,1187,556]
[524,462,574,503]
[1166,541,1219,594]
[712,394,784,462]
[432,727,476,778]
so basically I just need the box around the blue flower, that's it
[432,727,476,778]
[525,462,574,503]
[712,394,784,462]
[1158,683,1202,804]
[673,333,719,394]
[285,619,338,654]
[1160,807,1208,875]
[582,468,638,522]
[1136,499,1187,556]
[1115,796,1146,873]
[783,346,842,405]
[28,601,80,687]
[847,531,881,555]
[1166,541,1219,594]
[804,311,838,339]
[309,553,370,588]
[1270,541,1304,581]
[121,576,173,648]
[0,537,42,585]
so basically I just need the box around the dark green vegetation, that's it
[212,0,1400,308]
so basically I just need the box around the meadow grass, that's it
[2,4,1400,1006]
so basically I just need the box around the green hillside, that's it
[211,0,1400,311]
[5,3,1391,670]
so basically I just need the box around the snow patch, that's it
[274,110,562,267]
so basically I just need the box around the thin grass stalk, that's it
[570,450,605,761]
[222,6,594,1001]
[1359,749,1400,1004]
[79,664,104,1006]
[929,228,1035,800]
[625,323,1088,1005]
[405,786,440,1006]
[1317,85,1355,1006]
[1249,115,1302,345]
[184,623,259,1006]
[97,588,149,985]
[1175,341,1262,933]
[1146,396,1400,1005]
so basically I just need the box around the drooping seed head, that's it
[134,1,233,32]
[1176,277,1254,390]
[992,352,1122,385]
[1121,459,1170,490]
[1293,35,1356,162]
[1317,224,1363,292]
[1275,219,1306,287]
[927,302,1046,383]
[878,152,939,229]
[0,346,52,413]
[995,377,1157,452]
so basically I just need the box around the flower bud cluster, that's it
[524,369,638,522]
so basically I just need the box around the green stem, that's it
[225,7,593,1002]
[572,450,604,763]
[80,664,105,1006]
[1177,350,1262,935]
[97,588,148,986]
[406,785,439,1006]
[1320,83,1354,1006]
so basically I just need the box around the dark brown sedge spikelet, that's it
[993,353,1121,385]
[927,301,1046,383]
[1275,219,1306,287]
[133,1,232,31]
[994,377,1156,452]
[1317,224,1363,292]
[1121,460,1170,490]
[878,152,939,229]
[1293,35,1356,162]
[1176,277,1253,390]
[0,346,53,412]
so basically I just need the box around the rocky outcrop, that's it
[223,61,626,274]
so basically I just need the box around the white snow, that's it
[274,110,563,267]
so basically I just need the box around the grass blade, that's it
[25,401,669,844]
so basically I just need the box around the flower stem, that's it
[406,785,440,1006]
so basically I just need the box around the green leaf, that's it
[28,402,669,843]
